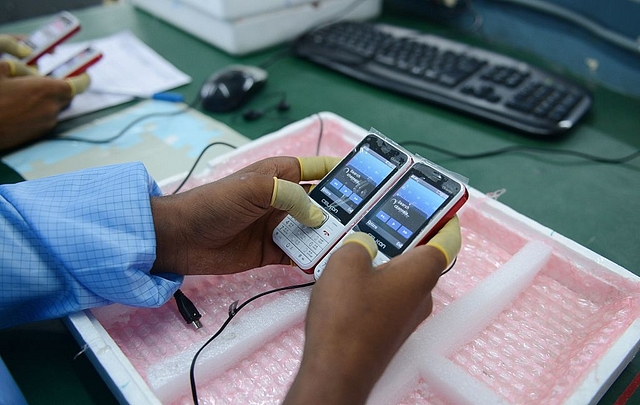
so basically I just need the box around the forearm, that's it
[0,163,182,328]
[285,244,448,404]
[284,348,379,405]
[149,192,190,275]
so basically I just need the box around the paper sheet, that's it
[37,31,192,120]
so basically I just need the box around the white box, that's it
[130,0,382,55]
[177,0,322,20]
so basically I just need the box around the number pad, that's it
[273,210,343,270]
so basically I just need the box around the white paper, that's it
[37,30,192,120]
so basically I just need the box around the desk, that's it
[1,3,639,404]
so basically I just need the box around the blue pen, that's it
[151,92,185,102]
[88,89,185,102]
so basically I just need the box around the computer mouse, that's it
[200,65,268,113]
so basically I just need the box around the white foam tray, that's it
[66,112,640,405]
[130,0,382,55]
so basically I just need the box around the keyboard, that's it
[292,21,592,137]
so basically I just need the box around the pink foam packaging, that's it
[66,112,640,405]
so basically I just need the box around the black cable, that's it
[258,47,293,70]
[440,256,458,277]
[189,281,315,405]
[258,0,373,70]
[315,113,325,156]
[49,94,202,144]
[488,0,640,56]
[170,141,238,195]
[400,140,640,164]
[174,289,203,329]
[311,0,372,32]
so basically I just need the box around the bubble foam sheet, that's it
[66,112,640,405]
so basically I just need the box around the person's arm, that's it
[0,157,338,328]
[0,162,182,329]
[284,218,461,405]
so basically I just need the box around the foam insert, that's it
[82,112,640,404]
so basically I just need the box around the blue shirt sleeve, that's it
[0,162,183,329]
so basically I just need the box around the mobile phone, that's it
[46,47,102,79]
[314,160,469,279]
[273,134,412,272]
[21,11,81,65]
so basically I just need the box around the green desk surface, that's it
[1,3,639,404]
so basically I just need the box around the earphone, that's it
[242,94,290,121]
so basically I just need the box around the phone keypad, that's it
[313,230,391,279]
[273,213,343,269]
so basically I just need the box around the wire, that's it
[314,0,373,30]
[258,47,294,70]
[440,256,457,277]
[488,0,640,55]
[256,0,375,71]
[314,113,325,156]
[400,140,640,164]
[49,94,202,144]
[170,141,238,195]
[463,0,484,33]
[189,281,315,405]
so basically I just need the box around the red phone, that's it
[314,160,469,279]
[21,11,81,65]
[46,47,102,79]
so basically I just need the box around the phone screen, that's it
[308,135,409,224]
[354,163,462,258]
[25,14,77,50]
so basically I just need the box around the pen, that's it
[87,89,185,103]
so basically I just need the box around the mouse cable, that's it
[259,0,373,70]
[310,0,373,33]
[258,47,294,70]
[314,113,325,156]
[400,140,640,164]
[189,281,315,405]
[48,93,202,144]
[170,141,238,195]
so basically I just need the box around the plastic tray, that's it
[66,112,640,405]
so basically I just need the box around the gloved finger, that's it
[341,232,378,261]
[0,34,32,58]
[297,156,341,181]
[271,178,325,227]
[65,73,91,97]
[425,215,461,266]
[0,59,39,77]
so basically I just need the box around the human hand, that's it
[0,35,91,151]
[284,217,462,405]
[150,156,341,276]
[0,34,32,59]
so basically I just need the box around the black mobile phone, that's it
[273,133,412,272]
[314,160,469,279]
